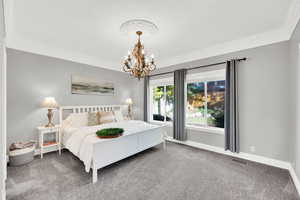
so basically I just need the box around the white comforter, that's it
[63,120,161,172]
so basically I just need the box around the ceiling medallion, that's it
[120,19,158,36]
[121,19,158,80]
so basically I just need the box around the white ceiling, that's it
[4,0,300,71]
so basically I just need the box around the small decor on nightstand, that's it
[41,97,59,127]
[37,125,61,159]
[126,98,133,120]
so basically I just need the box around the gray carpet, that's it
[6,142,300,200]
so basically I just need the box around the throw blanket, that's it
[63,120,161,172]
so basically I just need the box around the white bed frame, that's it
[59,105,165,183]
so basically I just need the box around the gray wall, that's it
[289,20,300,179]
[148,41,292,162]
[6,49,142,147]
[5,33,297,165]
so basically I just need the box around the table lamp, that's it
[41,97,59,127]
[126,98,133,119]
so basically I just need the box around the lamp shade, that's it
[41,97,59,109]
[125,98,133,105]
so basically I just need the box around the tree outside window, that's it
[187,80,225,128]
[152,85,174,122]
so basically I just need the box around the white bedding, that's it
[63,120,162,172]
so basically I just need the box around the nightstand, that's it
[37,125,61,159]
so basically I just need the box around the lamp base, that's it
[128,105,132,120]
[45,109,54,127]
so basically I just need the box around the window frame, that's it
[148,69,225,135]
[185,69,225,134]
[149,77,174,124]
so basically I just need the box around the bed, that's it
[59,105,166,183]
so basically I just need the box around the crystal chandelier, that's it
[122,31,156,80]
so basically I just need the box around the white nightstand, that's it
[37,125,61,159]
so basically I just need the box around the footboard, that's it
[91,128,164,183]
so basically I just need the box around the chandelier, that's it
[122,31,156,80]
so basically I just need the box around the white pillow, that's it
[114,110,124,122]
[68,112,89,127]
[62,117,72,130]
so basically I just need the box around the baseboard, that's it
[287,164,300,195]
[165,137,290,169]
[166,137,300,196]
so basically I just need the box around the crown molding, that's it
[4,0,300,71]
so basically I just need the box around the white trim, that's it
[0,2,7,198]
[287,164,300,195]
[165,137,300,196]
[150,120,172,126]
[186,69,226,83]
[165,137,290,169]
[0,43,6,200]
[149,121,225,135]
[186,125,224,135]
[149,77,173,86]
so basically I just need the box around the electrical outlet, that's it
[250,146,256,153]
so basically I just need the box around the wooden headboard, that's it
[59,105,124,124]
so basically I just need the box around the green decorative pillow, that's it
[88,112,99,126]
[96,128,124,138]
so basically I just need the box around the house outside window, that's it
[186,69,225,130]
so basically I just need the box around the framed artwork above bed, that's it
[71,75,114,96]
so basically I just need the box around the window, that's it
[186,70,225,129]
[150,77,174,122]
[207,80,225,128]
[151,84,174,122]
[149,69,225,132]
[186,82,206,126]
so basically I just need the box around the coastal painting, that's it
[71,75,114,95]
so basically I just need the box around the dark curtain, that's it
[173,69,187,141]
[225,60,240,153]
[144,76,149,122]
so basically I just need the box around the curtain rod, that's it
[149,57,247,77]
